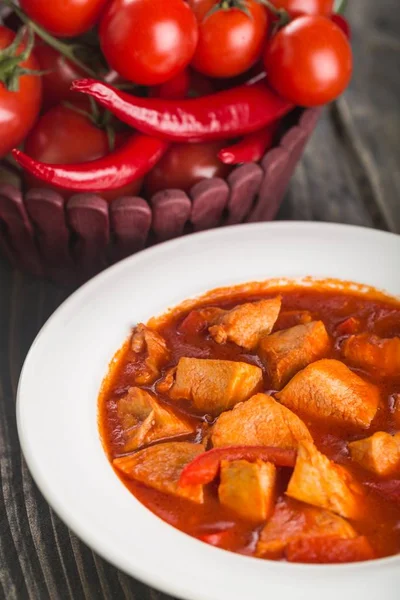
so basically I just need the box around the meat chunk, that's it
[211,393,312,450]
[258,321,331,389]
[113,442,204,503]
[256,499,356,558]
[169,357,263,416]
[218,459,276,522]
[274,310,313,331]
[131,324,170,385]
[286,441,365,520]
[342,334,400,378]
[286,535,375,564]
[276,359,380,429]
[117,387,194,452]
[209,297,281,350]
[349,432,400,477]
[179,307,225,336]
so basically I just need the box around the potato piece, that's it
[131,324,170,385]
[343,333,400,378]
[113,442,204,503]
[117,387,194,452]
[286,535,374,564]
[209,297,281,350]
[218,459,276,522]
[276,359,380,429]
[211,393,312,450]
[286,441,365,520]
[169,357,263,416]
[349,432,400,477]
[258,321,331,389]
[256,499,356,558]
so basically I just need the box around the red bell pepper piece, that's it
[286,536,375,564]
[71,79,293,143]
[336,316,360,336]
[12,134,169,192]
[365,480,400,504]
[218,125,277,165]
[179,446,296,487]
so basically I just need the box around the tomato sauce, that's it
[99,284,400,561]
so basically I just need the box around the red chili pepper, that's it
[218,125,277,165]
[179,446,296,487]
[12,134,169,192]
[71,79,293,143]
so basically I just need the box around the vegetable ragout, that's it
[99,282,400,564]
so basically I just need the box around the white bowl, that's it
[17,222,400,600]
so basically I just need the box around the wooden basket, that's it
[0,108,321,284]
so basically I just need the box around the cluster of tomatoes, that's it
[0,0,352,201]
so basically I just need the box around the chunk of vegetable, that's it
[209,297,281,350]
[276,359,380,428]
[117,387,194,452]
[286,535,375,564]
[131,324,170,385]
[179,446,296,487]
[349,432,400,477]
[113,442,204,504]
[218,460,277,522]
[336,317,361,336]
[287,441,365,520]
[256,500,357,558]
[258,321,331,389]
[342,333,400,378]
[211,393,312,450]
[169,357,263,415]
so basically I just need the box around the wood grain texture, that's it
[0,1,399,599]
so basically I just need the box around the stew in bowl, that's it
[99,280,400,564]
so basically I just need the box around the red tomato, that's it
[0,26,42,159]
[19,0,109,38]
[34,43,86,111]
[269,0,333,17]
[23,104,142,201]
[144,141,231,196]
[99,0,198,86]
[189,0,269,78]
[264,16,352,106]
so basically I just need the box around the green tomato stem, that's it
[334,0,348,14]
[3,0,98,78]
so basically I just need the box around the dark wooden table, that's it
[1,1,399,598]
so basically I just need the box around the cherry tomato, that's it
[19,0,109,38]
[0,26,42,159]
[145,141,231,196]
[23,104,142,201]
[99,0,198,86]
[264,16,352,106]
[189,0,269,78]
[34,42,86,111]
[269,0,333,17]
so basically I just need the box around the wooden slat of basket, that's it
[151,190,191,240]
[0,184,43,275]
[110,196,152,260]
[225,163,264,225]
[190,178,230,231]
[25,189,74,282]
[67,195,109,280]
